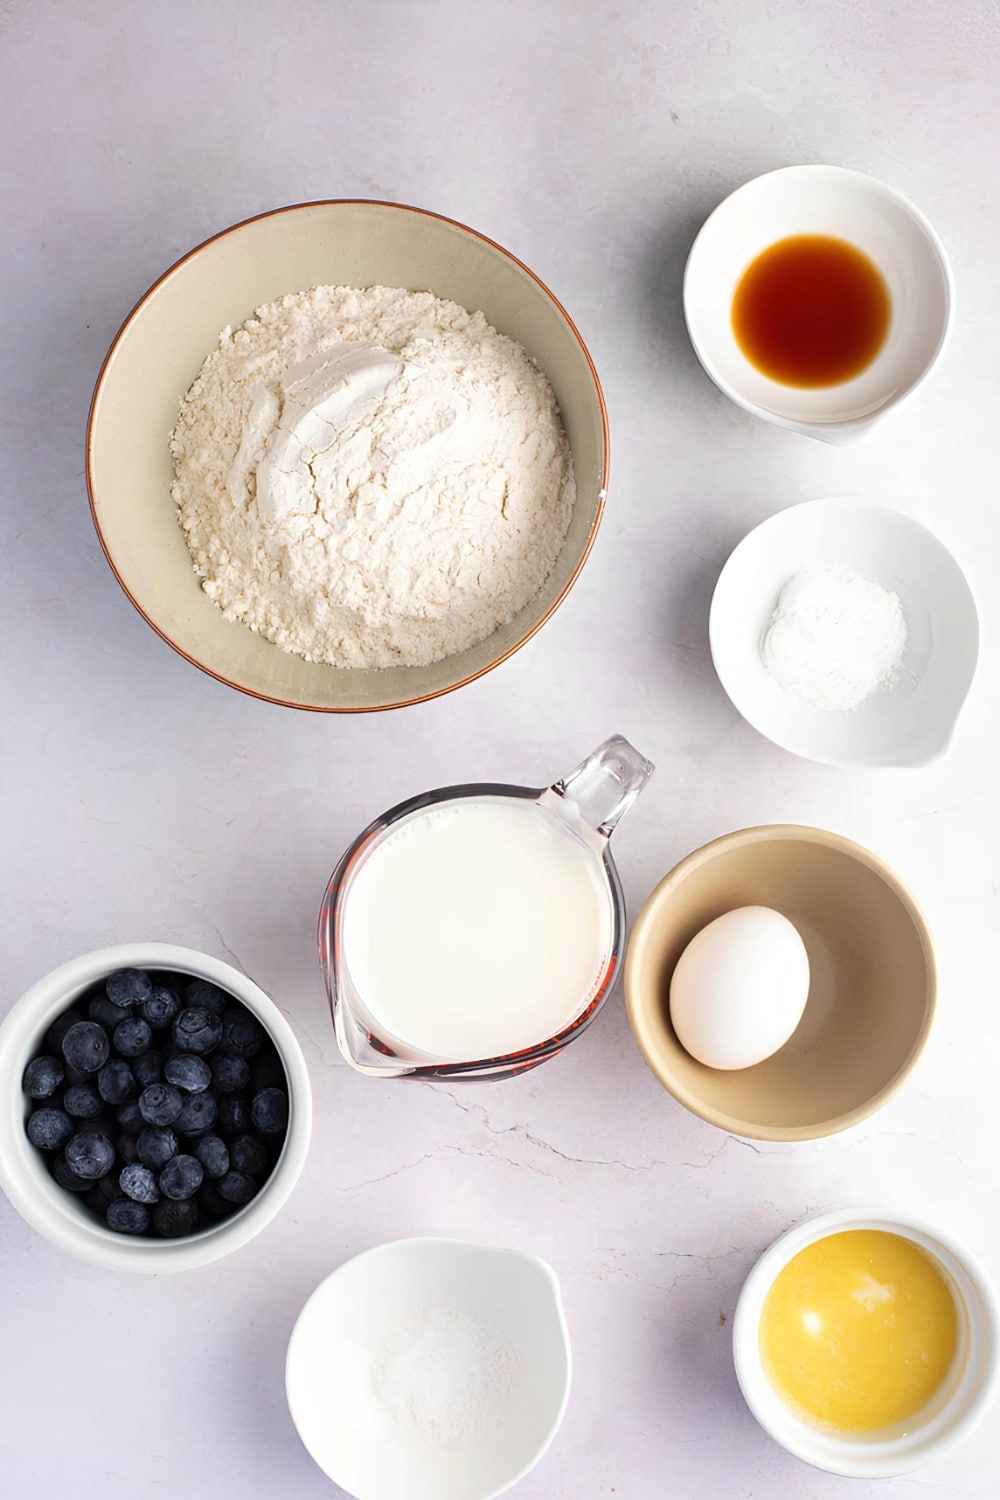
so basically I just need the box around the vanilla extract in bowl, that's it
[731,234,891,388]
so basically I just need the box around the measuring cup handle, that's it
[551,734,655,838]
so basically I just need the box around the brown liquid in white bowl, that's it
[732,235,890,388]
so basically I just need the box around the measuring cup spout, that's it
[549,734,654,838]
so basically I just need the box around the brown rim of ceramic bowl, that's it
[623,824,937,1142]
[85,199,610,714]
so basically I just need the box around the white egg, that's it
[669,906,810,1070]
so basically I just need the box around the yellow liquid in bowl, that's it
[759,1229,959,1433]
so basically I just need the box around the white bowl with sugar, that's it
[285,1238,571,1500]
[709,498,979,768]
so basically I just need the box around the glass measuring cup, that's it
[318,735,654,1080]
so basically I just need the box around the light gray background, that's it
[2,2,999,1497]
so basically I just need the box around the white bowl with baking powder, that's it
[709,498,979,768]
[285,1238,572,1500]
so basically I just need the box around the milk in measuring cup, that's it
[339,796,615,1060]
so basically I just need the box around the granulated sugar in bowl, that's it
[285,1238,572,1500]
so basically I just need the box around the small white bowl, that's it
[709,497,979,768]
[285,1238,571,1500]
[733,1208,999,1478]
[684,165,953,442]
[0,943,312,1272]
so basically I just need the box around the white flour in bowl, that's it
[170,285,576,669]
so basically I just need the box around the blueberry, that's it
[88,993,129,1028]
[217,1095,252,1136]
[63,1083,104,1118]
[183,979,229,1016]
[152,1199,198,1238]
[217,1170,258,1205]
[44,1008,86,1056]
[174,1092,217,1137]
[220,1009,265,1059]
[117,1134,140,1165]
[251,1088,288,1136]
[113,1016,152,1058]
[132,1051,163,1088]
[105,968,153,1008]
[159,1154,204,1201]
[65,1131,115,1180]
[119,1163,161,1204]
[194,1135,230,1180]
[51,1155,92,1192]
[85,1184,116,1215]
[138,1126,179,1171]
[249,1048,287,1092]
[138,1083,183,1127]
[197,1181,230,1218]
[22,1055,65,1100]
[228,1134,269,1176]
[60,1021,110,1075]
[140,985,181,1031]
[164,1054,211,1093]
[93,1171,126,1205]
[211,1053,250,1094]
[172,1007,223,1056]
[116,1101,145,1136]
[107,1199,151,1234]
[27,1106,74,1151]
[98,1058,136,1105]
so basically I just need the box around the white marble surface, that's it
[2,2,999,1496]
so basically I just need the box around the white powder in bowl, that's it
[170,285,575,670]
[371,1302,520,1445]
[760,566,907,712]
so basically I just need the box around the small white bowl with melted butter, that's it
[733,1208,999,1477]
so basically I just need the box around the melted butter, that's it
[759,1229,958,1433]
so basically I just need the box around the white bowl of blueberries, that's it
[0,943,312,1271]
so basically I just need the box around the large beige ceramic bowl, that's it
[87,201,608,711]
[624,825,936,1141]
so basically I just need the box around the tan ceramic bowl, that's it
[87,201,608,712]
[624,826,935,1141]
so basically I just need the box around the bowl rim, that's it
[707,495,980,769]
[623,823,937,1141]
[731,1207,1000,1476]
[285,1236,572,1500]
[682,164,955,434]
[85,197,610,714]
[0,942,313,1272]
